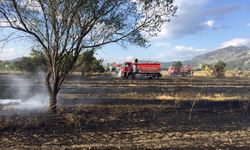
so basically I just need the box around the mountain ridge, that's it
[160,46,250,70]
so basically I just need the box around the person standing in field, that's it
[132,59,138,78]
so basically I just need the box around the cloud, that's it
[0,48,21,60]
[0,20,10,27]
[156,0,208,39]
[20,0,42,12]
[247,23,250,27]
[204,4,241,17]
[154,42,170,47]
[202,19,215,28]
[0,19,23,28]
[0,19,15,27]
[154,38,250,62]
[220,38,250,48]
[156,45,207,61]
[124,56,136,61]
[155,1,239,39]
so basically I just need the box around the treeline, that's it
[172,60,227,78]
[200,61,226,77]
[0,49,105,75]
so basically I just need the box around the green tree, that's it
[15,57,37,73]
[172,61,183,69]
[91,59,105,73]
[0,0,177,113]
[77,50,95,75]
[12,49,47,73]
[213,61,226,78]
[76,49,105,76]
[30,49,47,71]
[0,60,4,70]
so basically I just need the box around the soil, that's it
[0,73,250,149]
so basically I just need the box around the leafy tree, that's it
[172,61,183,69]
[0,0,177,113]
[77,50,95,75]
[0,60,4,70]
[76,50,105,76]
[91,59,105,73]
[213,61,226,78]
[0,61,13,71]
[30,49,47,71]
[14,57,37,73]
[11,49,47,73]
[0,61,6,70]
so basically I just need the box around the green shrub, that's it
[213,61,226,78]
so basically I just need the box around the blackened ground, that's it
[0,73,250,149]
[1,105,250,149]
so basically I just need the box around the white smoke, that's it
[0,72,49,112]
[0,99,21,105]
[0,95,48,110]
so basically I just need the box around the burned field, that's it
[0,73,250,149]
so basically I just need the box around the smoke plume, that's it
[0,72,49,113]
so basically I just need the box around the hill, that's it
[161,46,250,70]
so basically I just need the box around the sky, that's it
[1,0,250,63]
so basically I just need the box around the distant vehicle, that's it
[109,62,121,72]
[121,59,161,79]
[168,65,192,77]
[168,66,180,76]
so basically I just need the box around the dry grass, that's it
[60,93,92,99]
[193,71,210,77]
[127,84,137,87]
[155,93,247,101]
[194,70,250,78]
[0,114,42,130]
[0,117,11,129]
[156,95,177,100]
[63,113,81,128]
[23,115,40,127]
[60,92,157,100]
[160,70,169,77]
[60,92,250,102]
[201,94,240,101]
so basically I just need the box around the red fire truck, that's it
[121,59,161,79]
[168,65,192,77]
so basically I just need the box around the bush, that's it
[172,61,183,69]
[213,61,226,78]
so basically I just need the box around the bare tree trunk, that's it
[45,71,58,113]
[49,94,57,114]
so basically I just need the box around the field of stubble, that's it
[0,73,250,149]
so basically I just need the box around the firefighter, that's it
[130,58,138,79]
[123,63,129,78]
[205,65,212,76]
[133,59,138,72]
